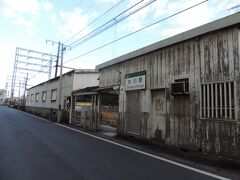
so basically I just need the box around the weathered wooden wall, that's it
[99,25,240,159]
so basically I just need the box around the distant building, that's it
[0,89,7,105]
[26,69,99,122]
[96,13,240,160]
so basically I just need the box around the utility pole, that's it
[55,42,61,77]
[23,73,28,104]
[57,43,65,123]
[46,40,71,122]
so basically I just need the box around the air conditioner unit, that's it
[171,82,187,95]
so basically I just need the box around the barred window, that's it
[200,81,235,119]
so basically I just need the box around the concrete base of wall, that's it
[25,106,69,123]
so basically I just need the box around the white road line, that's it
[13,109,230,180]
[56,123,230,180]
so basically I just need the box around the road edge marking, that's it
[11,108,231,180]
[55,123,230,180]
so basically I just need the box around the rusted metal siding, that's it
[98,25,240,159]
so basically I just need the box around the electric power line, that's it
[64,0,208,64]
[69,0,146,47]
[64,0,126,43]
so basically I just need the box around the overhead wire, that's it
[28,0,92,83]
[64,0,208,64]
[64,0,126,43]
[69,0,154,48]
[29,0,124,83]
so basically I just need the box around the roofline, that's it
[96,12,240,70]
[27,69,98,90]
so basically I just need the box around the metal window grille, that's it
[200,81,235,119]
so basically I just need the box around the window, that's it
[42,91,46,102]
[31,94,34,102]
[51,89,57,101]
[35,93,39,102]
[200,81,235,119]
[27,95,29,102]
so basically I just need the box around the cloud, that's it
[119,0,154,31]
[51,14,57,24]
[157,0,240,38]
[43,1,53,11]
[1,0,54,35]
[96,0,118,3]
[0,42,16,89]
[118,0,240,39]
[13,15,36,35]
[57,8,92,40]
[2,0,40,15]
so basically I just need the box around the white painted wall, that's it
[26,70,99,110]
[73,70,99,91]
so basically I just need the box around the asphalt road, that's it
[0,106,228,180]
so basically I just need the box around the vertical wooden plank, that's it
[159,50,163,85]
[220,83,223,118]
[222,30,229,80]
[155,52,159,88]
[203,84,206,118]
[228,29,234,79]
[229,82,232,119]
[194,39,201,136]
[211,83,214,118]
[200,85,202,118]
[212,33,219,81]
[200,37,205,82]
[237,28,240,120]
[207,84,210,118]
[217,31,224,81]
[234,81,238,120]
[209,34,214,82]
[224,82,227,119]
[162,49,166,86]
[174,46,178,79]
[215,83,218,118]
[166,48,171,87]
[170,47,175,85]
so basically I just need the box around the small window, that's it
[35,93,39,102]
[200,81,235,120]
[42,91,47,102]
[31,94,34,102]
[51,89,57,101]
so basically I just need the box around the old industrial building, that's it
[26,69,99,122]
[96,13,240,160]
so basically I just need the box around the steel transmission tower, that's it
[10,47,56,98]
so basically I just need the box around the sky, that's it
[0,0,239,97]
